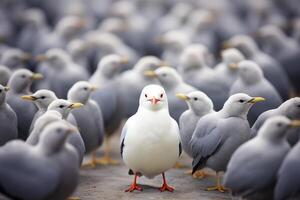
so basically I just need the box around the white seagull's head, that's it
[139,84,168,111]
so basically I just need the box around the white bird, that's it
[120,84,181,192]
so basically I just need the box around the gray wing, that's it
[120,122,128,158]
[190,116,221,173]
[0,141,59,200]
[90,100,105,145]
[224,141,280,196]
[275,152,300,200]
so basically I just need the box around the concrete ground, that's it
[0,134,231,200]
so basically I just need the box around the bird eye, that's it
[0,89,2,93]
[277,123,282,127]
[59,105,64,108]
[57,128,62,133]
[40,96,46,99]
[162,73,167,77]
[194,97,198,101]
[297,105,300,108]
[21,75,26,78]
[83,87,88,91]
[239,99,245,103]
[160,93,163,98]
[145,94,148,98]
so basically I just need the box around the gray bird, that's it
[191,93,265,192]
[258,25,300,94]
[275,126,300,200]
[0,48,31,70]
[0,85,17,145]
[35,48,89,99]
[178,44,228,110]
[176,91,215,158]
[68,81,105,167]
[21,89,58,132]
[6,69,43,140]
[252,97,300,145]
[0,65,11,86]
[145,67,197,122]
[89,54,128,86]
[215,48,245,89]
[27,99,85,165]
[118,56,163,117]
[224,35,291,100]
[224,116,298,200]
[0,121,79,200]
[230,60,283,125]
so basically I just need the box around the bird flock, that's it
[0,0,300,199]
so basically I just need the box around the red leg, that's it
[125,174,143,192]
[159,173,174,192]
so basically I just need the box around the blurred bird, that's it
[229,60,283,125]
[224,116,297,200]
[120,84,181,192]
[0,48,31,70]
[35,48,89,98]
[7,69,42,140]
[0,85,17,145]
[0,65,11,86]
[225,35,291,100]
[191,93,265,192]
[0,121,79,200]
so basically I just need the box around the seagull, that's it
[120,84,181,192]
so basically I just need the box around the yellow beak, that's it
[4,86,9,92]
[248,97,266,104]
[288,120,300,128]
[144,70,157,77]
[176,93,190,101]
[21,95,37,101]
[35,55,48,62]
[222,41,231,49]
[31,73,43,80]
[120,57,129,64]
[90,85,98,91]
[68,102,84,109]
[228,63,238,69]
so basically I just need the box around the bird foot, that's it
[184,169,193,175]
[206,185,229,193]
[159,183,174,192]
[94,156,119,165]
[81,160,97,169]
[67,196,81,200]
[173,162,185,169]
[192,170,210,179]
[125,184,143,192]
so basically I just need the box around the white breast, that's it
[123,110,180,179]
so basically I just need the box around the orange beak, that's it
[149,97,160,105]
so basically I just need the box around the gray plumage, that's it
[27,99,85,165]
[0,48,31,70]
[224,116,292,199]
[35,48,89,99]
[230,60,283,125]
[252,97,300,145]
[177,91,214,157]
[190,93,261,174]
[0,121,79,200]
[178,44,228,110]
[68,81,104,153]
[0,65,11,86]
[117,56,162,117]
[275,136,300,200]
[6,69,41,140]
[146,67,196,122]
[226,34,291,100]
[0,85,17,145]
